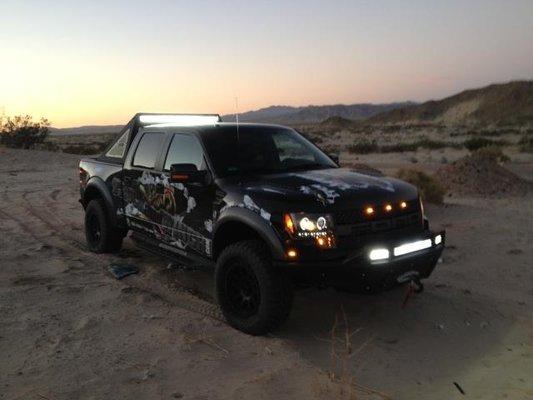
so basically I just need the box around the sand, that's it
[1,147,532,399]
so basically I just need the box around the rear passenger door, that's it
[122,131,167,238]
[159,133,215,257]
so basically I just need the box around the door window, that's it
[164,134,205,171]
[132,132,164,169]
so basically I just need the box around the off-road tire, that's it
[215,240,293,335]
[85,199,123,253]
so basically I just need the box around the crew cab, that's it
[79,113,445,334]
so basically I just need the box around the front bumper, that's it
[277,230,445,290]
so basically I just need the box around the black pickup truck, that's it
[79,113,445,334]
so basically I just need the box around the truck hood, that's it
[226,168,419,213]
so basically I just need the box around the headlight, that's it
[284,213,334,238]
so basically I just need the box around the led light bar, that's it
[139,114,220,126]
[394,239,432,257]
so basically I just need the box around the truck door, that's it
[122,131,167,238]
[159,133,215,257]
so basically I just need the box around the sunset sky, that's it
[1,0,533,128]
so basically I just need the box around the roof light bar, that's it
[139,114,220,126]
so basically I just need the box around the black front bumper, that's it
[277,230,445,290]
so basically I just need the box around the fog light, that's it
[369,248,390,261]
[400,201,407,209]
[384,204,393,212]
[434,234,442,245]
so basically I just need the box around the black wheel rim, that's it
[224,260,261,319]
[87,213,101,245]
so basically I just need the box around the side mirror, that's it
[329,154,340,165]
[170,163,207,184]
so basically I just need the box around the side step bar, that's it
[131,231,214,268]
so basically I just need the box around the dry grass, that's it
[314,306,391,400]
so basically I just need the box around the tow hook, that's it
[402,278,424,308]
[411,277,424,293]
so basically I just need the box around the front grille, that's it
[336,211,422,237]
[335,199,419,225]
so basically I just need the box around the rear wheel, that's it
[85,199,123,253]
[215,240,293,335]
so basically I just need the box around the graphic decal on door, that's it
[124,171,212,256]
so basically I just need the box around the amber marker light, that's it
[400,201,407,209]
[385,204,393,212]
[286,249,298,259]
[283,213,295,234]
[364,206,375,216]
[315,235,335,249]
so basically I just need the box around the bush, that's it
[519,135,533,153]
[397,168,445,204]
[471,146,510,162]
[380,142,419,153]
[463,137,507,151]
[347,140,379,154]
[62,144,106,155]
[0,115,50,149]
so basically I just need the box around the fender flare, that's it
[213,207,285,260]
[83,177,120,227]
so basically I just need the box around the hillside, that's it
[369,81,533,126]
[222,102,413,124]
[50,125,123,136]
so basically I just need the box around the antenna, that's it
[234,96,240,141]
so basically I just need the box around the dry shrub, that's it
[0,115,50,149]
[348,140,379,154]
[463,137,508,151]
[471,146,510,162]
[397,169,445,204]
[519,135,533,153]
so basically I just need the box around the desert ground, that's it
[1,140,532,399]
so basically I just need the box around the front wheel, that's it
[215,240,293,335]
[85,199,123,253]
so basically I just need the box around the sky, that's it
[1,0,533,128]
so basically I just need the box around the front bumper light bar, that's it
[368,232,444,263]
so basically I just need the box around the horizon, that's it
[47,79,529,130]
[2,0,533,128]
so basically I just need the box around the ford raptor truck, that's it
[78,113,445,335]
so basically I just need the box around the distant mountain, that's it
[50,125,123,136]
[369,81,533,126]
[222,102,414,124]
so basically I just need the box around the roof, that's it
[144,121,289,130]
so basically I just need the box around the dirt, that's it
[435,150,532,197]
[1,147,532,400]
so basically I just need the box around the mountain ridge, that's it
[222,102,414,124]
[48,80,533,135]
[369,80,533,125]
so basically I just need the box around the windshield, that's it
[201,126,337,177]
